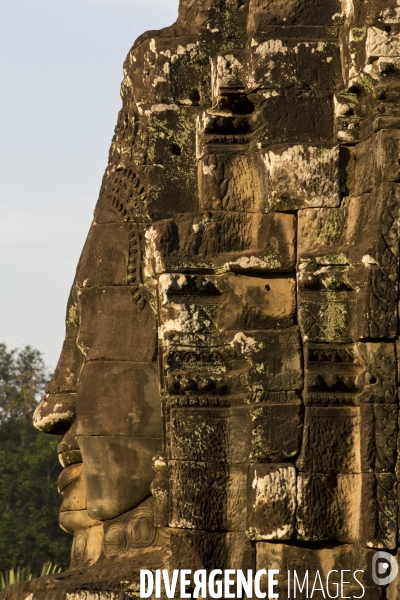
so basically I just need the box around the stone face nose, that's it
[33,392,76,435]
[33,283,83,435]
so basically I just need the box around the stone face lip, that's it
[6,0,400,597]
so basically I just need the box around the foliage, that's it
[0,344,48,423]
[0,562,61,590]
[0,344,71,574]
[0,566,32,590]
[40,561,62,576]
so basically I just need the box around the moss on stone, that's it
[351,27,366,41]
[67,303,80,327]
[318,298,348,341]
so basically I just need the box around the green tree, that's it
[0,344,71,575]
[0,344,47,422]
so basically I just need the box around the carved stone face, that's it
[31,0,400,592]
[33,224,164,507]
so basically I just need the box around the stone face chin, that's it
[5,0,400,598]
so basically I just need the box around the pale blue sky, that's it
[0,0,179,368]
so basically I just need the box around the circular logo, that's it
[372,551,398,586]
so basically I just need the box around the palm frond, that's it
[0,562,61,590]
[0,566,33,589]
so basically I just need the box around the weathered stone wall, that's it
[4,0,400,598]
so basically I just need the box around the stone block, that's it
[258,92,334,147]
[303,342,397,406]
[361,473,397,549]
[298,183,400,267]
[296,407,361,474]
[211,52,246,97]
[164,328,303,395]
[225,532,255,571]
[197,100,258,157]
[145,159,199,218]
[367,26,400,61]
[297,472,397,547]
[199,153,265,213]
[298,184,400,341]
[247,464,296,541]
[248,39,342,91]
[230,328,303,392]
[46,337,83,394]
[357,343,398,404]
[159,272,297,334]
[200,1,247,44]
[65,286,80,340]
[160,300,220,347]
[256,543,380,596]
[59,449,82,469]
[298,289,362,343]
[248,22,340,41]
[78,436,162,521]
[146,211,296,274]
[248,0,342,26]
[130,105,198,169]
[220,273,297,330]
[360,404,398,473]
[124,35,212,107]
[94,166,150,223]
[296,473,361,543]
[95,161,199,223]
[75,223,130,287]
[77,286,157,362]
[352,130,400,197]
[162,337,236,385]
[304,342,362,406]
[297,404,398,475]
[261,144,340,211]
[169,461,247,531]
[76,361,162,437]
[251,403,303,462]
[226,464,249,532]
[170,402,302,463]
[298,262,364,294]
[170,406,251,463]
[169,529,227,572]
[164,370,232,396]
[297,262,369,345]
[166,530,250,576]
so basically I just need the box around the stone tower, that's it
[3,0,400,598]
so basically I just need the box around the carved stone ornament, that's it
[4,0,400,598]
